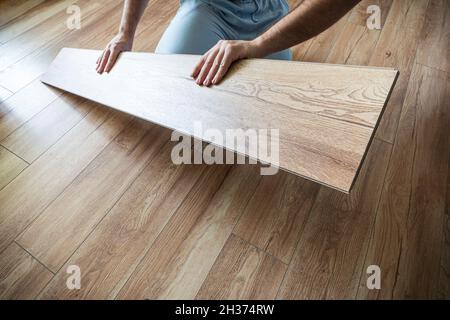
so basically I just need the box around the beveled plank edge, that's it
[346,69,400,193]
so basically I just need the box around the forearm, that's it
[251,0,361,57]
[118,0,150,39]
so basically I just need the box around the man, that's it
[96,0,360,86]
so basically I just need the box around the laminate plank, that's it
[415,0,450,72]
[357,64,449,299]
[0,0,45,27]
[196,234,287,300]
[0,0,77,44]
[233,172,319,264]
[0,146,27,191]
[369,0,429,143]
[116,165,232,299]
[277,138,392,299]
[1,94,91,163]
[17,120,169,272]
[0,242,53,299]
[41,48,398,192]
[0,104,131,253]
[39,141,206,299]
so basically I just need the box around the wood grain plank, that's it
[0,0,77,44]
[357,64,449,299]
[1,93,91,162]
[16,120,168,272]
[0,146,27,191]
[415,0,449,72]
[0,0,45,27]
[233,172,319,264]
[39,141,206,299]
[0,242,53,299]
[369,0,429,143]
[277,138,392,299]
[116,164,232,299]
[196,234,287,300]
[41,48,398,192]
[0,104,131,253]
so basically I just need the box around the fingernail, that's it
[204,80,209,86]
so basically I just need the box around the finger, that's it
[191,46,215,78]
[96,50,110,74]
[196,49,219,86]
[204,49,225,87]
[104,50,120,73]
[96,53,103,65]
[212,49,233,85]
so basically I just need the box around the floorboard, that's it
[196,234,287,300]
[357,64,449,299]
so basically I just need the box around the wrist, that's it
[248,37,270,58]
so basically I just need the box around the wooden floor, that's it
[0,0,448,299]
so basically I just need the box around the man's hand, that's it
[96,33,133,74]
[191,40,262,86]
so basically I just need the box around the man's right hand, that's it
[96,33,133,74]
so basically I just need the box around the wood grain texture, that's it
[1,93,91,162]
[233,172,319,264]
[348,0,393,27]
[196,234,287,300]
[0,0,45,27]
[0,0,123,93]
[17,120,168,272]
[40,141,206,299]
[116,165,232,299]
[438,157,450,298]
[0,242,53,299]
[0,80,62,141]
[0,0,77,44]
[277,138,392,299]
[358,64,449,299]
[415,0,449,72]
[0,146,27,191]
[369,0,429,143]
[0,104,131,253]
[41,48,398,192]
